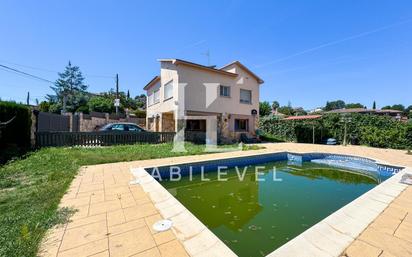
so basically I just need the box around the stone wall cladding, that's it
[78,113,146,132]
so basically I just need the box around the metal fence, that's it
[35,131,176,147]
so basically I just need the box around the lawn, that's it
[0,142,262,257]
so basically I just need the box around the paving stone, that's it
[358,227,412,257]
[109,227,156,257]
[369,213,402,235]
[58,238,108,257]
[61,196,90,208]
[158,240,189,257]
[131,247,161,257]
[89,200,122,216]
[394,219,412,243]
[78,183,104,193]
[119,195,137,208]
[89,250,110,257]
[153,231,176,246]
[67,213,106,229]
[382,204,408,220]
[344,240,382,257]
[108,218,146,236]
[60,220,108,251]
[123,203,158,221]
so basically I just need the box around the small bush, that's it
[0,101,32,163]
[134,109,146,118]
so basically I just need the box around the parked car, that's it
[99,123,145,132]
[325,138,337,145]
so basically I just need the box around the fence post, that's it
[31,109,39,148]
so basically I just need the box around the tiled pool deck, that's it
[39,143,412,257]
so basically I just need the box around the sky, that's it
[0,0,411,110]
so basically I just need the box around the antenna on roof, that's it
[202,49,211,66]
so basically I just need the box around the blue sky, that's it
[1,0,411,110]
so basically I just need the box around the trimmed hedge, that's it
[0,101,32,163]
[260,113,412,149]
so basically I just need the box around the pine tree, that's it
[372,101,376,110]
[49,61,88,112]
[127,90,130,99]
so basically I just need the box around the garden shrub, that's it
[259,113,412,149]
[0,101,32,163]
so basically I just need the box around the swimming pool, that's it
[143,152,403,257]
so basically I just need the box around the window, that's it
[240,89,252,104]
[111,124,125,131]
[154,89,160,103]
[128,124,143,132]
[219,85,230,97]
[164,80,173,100]
[147,93,154,106]
[186,120,206,131]
[234,119,249,131]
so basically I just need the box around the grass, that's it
[259,133,286,143]
[0,142,261,257]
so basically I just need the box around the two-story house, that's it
[144,59,263,141]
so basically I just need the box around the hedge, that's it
[260,113,412,149]
[0,101,32,164]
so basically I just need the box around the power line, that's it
[256,18,412,68]
[0,64,55,84]
[0,60,115,79]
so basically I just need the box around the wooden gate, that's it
[37,112,70,132]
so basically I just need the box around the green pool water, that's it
[161,161,378,257]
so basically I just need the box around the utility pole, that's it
[115,74,119,115]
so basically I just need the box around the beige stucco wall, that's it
[146,62,179,129]
[144,61,261,136]
[177,64,259,116]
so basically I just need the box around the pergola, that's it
[283,115,322,144]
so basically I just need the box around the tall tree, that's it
[49,61,88,113]
[382,104,405,111]
[271,101,280,111]
[324,100,346,111]
[259,101,271,116]
[345,103,365,109]
[372,101,376,110]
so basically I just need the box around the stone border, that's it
[130,152,411,257]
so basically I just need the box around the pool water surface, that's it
[161,161,378,257]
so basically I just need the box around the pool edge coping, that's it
[130,167,238,257]
[129,150,411,257]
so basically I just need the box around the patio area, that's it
[39,163,189,257]
[39,143,412,257]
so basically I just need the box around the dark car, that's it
[99,122,145,132]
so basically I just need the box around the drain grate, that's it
[153,220,173,232]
